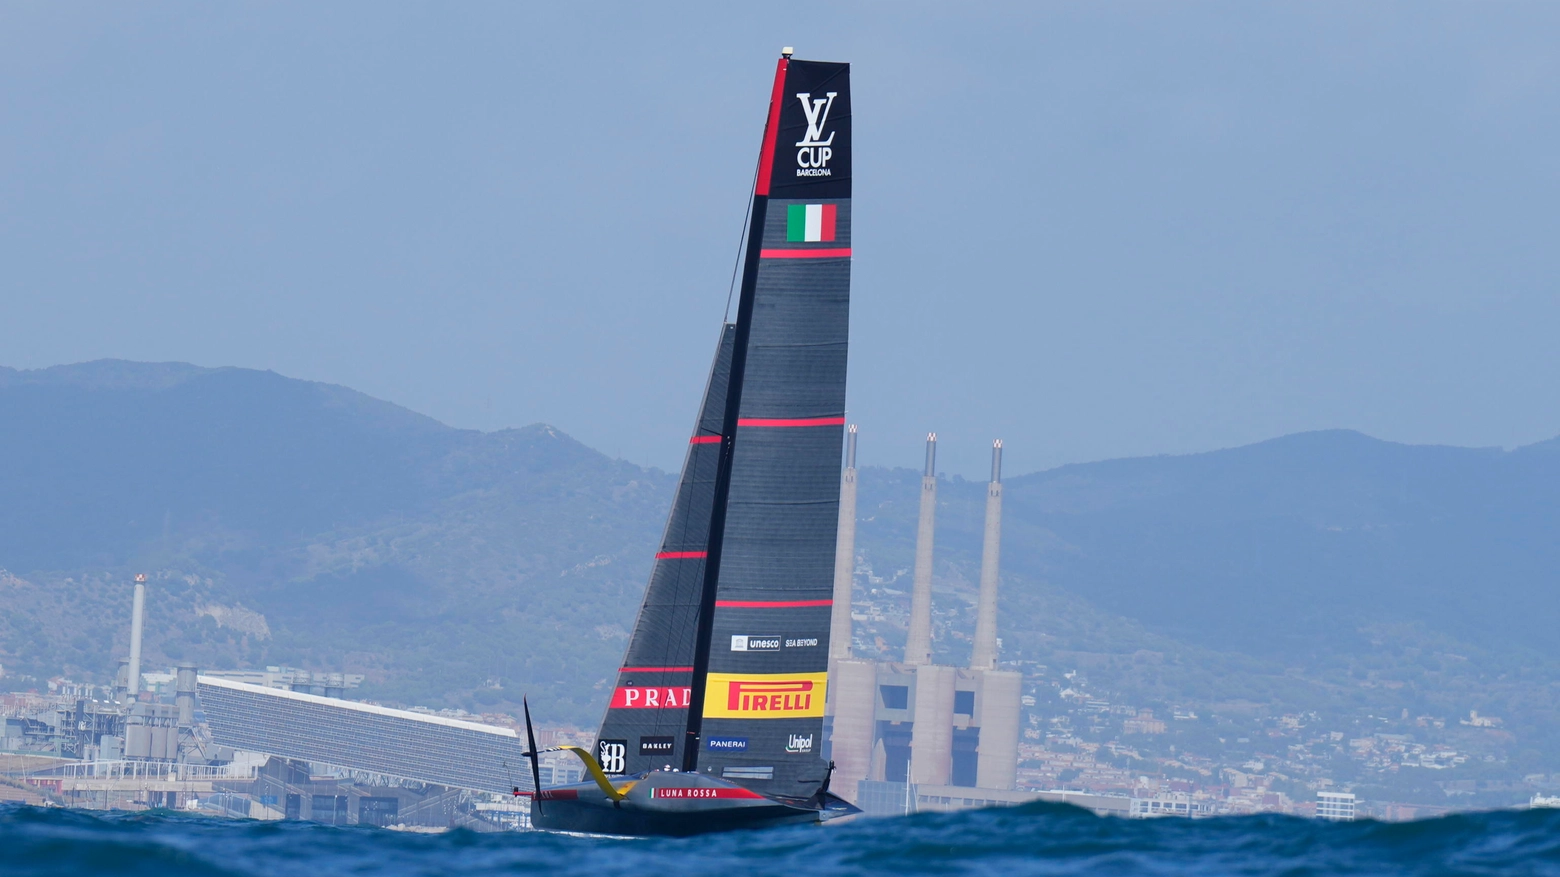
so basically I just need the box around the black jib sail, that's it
[595,325,735,776]
[683,57,852,797]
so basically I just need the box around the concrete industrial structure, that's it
[127,574,146,697]
[4,576,244,808]
[829,424,859,669]
[970,441,1003,672]
[827,433,1023,811]
[5,573,527,826]
[902,434,938,666]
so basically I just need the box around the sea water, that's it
[4,801,1559,876]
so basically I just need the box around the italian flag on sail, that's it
[786,203,837,242]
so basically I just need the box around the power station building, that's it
[826,431,1024,811]
[8,571,531,826]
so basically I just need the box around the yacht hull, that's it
[528,771,857,837]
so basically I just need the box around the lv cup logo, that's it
[796,92,837,146]
[795,91,837,173]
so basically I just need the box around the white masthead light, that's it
[782,46,794,58]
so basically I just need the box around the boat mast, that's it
[681,50,793,772]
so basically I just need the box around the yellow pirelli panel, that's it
[702,672,828,719]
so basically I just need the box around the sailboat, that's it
[519,50,859,836]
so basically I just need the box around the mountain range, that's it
[2,361,1556,749]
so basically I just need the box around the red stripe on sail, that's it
[688,435,721,444]
[821,203,837,241]
[759,248,852,259]
[754,57,790,197]
[737,417,846,428]
[621,666,694,673]
[656,551,707,559]
[716,599,834,608]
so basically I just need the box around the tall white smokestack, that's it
[829,425,859,665]
[970,440,1004,670]
[127,574,146,698]
[904,433,937,665]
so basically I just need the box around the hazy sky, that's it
[4,3,1559,476]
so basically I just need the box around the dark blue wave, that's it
[4,802,1560,877]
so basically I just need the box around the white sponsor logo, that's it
[611,686,691,708]
[784,637,819,648]
[598,740,627,774]
[730,635,781,651]
[639,736,675,756]
[795,92,837,147]
[785,733,814,754]
[795,91,837,176]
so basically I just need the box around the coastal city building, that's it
[1317,791,1357,821]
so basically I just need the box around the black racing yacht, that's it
[518,50,859,836]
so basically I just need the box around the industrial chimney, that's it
[113,659,131,703]
[970,440,1004,670]
[127,574,147,698]
[904,433,937,665]
[829,425,859,666]
[175,662,199,726]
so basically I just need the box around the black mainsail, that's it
[683,57,851,797]
[534,53,855,835]
[595,325,734,776]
